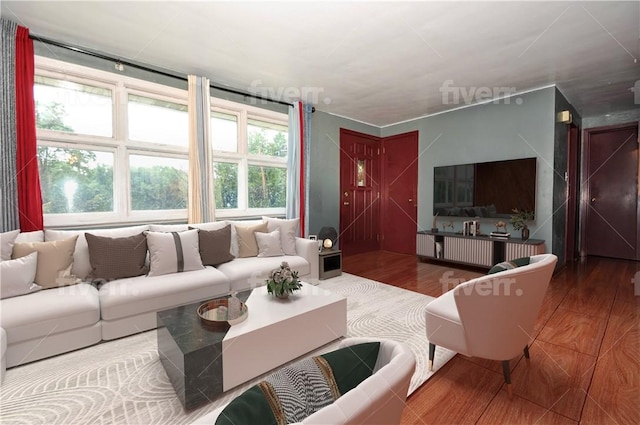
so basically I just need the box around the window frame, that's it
[35,56,289,227]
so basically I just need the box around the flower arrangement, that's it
[266,261,302,298]
[510,208,534,231]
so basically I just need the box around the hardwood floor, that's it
[342,252,640,425]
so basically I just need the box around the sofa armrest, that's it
[296,237,319,280]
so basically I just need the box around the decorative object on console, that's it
[318,226,338,249]
[431,212,439,233]
[510,208,534,240]
[491,220,510,238]
[441,221,454,232]
[323,238,333,250]
[266,261,302,298]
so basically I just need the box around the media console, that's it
[417,231,545,268]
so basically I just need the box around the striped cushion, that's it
[146,230,204,277]
[488,256,531,275]
[216,342,380,425]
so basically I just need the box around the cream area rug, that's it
[0,274,455,425]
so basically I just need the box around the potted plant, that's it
[266,261,302,299]
[510,208,534,240]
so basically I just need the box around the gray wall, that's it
[380,87,557,253]
[583,108,640,129]
[308,111,380,238]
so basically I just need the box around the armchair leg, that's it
[523,344,530,361]
[428,343,435,372]
[501,360,513,398]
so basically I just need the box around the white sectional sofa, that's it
[0,219,318,371]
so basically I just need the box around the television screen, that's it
[433,157,536,218]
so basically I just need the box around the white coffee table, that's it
[222,283,347,390]
[157,282,347,409]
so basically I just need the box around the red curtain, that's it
[15,26,43,231]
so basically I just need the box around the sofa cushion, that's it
[488,256,531,275]
[149,224,189,232]
[227,220,263,257]
[235,222,268,258]
[86,232,149,280]
[0,283,100,344]
[15,230,44,244]
[1,229,20,260]
[99,267,229,320]
[215,342,379,425]
[216,255,310,292]
[255,229,284,258]
[194,225,234,266]
[13,236,79,289]
[146,229,204,276]
[263,217,299,255]
[0,252,41,299]
[45,225,150,280]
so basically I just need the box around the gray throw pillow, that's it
[193,225,235,266]
[86,232,149,280]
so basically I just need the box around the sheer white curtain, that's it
[187,75,215,224]
[286,102,301,227]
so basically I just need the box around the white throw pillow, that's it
[149,224,189,233]
[263,217,299,255]
[255,230,285,258]
[146,229,204,277]
[1,229,20,261]
[0,252,42,299]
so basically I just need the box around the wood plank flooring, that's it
[342,252,640,425]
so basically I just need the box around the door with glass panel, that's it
[339,129,381,255]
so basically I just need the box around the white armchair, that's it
[425,254,557,396]
[192,337,416,425]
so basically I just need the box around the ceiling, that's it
[2,1,639,127]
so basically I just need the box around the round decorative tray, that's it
[197,298,248,327]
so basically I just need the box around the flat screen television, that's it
[433,157,536,218]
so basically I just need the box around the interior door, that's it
[584,123,639,260]
[339,129,381,256]
[381,131,418,255]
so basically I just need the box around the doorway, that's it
[582,123,639,261]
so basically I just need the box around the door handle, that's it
[343,202,350,206]
[408,199,413,203]
[591,198,596,202]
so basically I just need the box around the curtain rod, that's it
[30,34,293,108]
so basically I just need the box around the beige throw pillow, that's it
[235,222,268,258]
[12,236,79,289]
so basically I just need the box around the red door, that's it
[339,129,381,256]
[381,131,418,255]
[584,123,639,260]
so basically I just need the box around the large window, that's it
[34,57,288,226]
[209,100,288,218]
